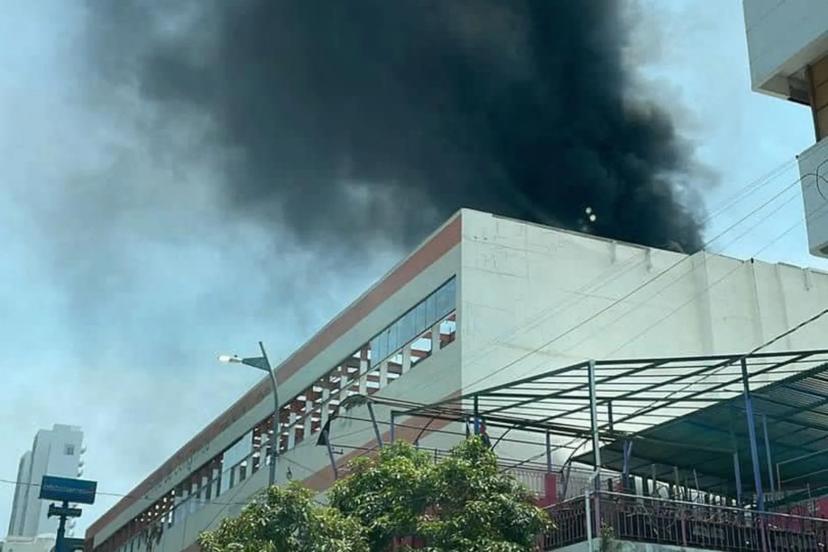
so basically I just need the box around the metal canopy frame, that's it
[577,358,828,502]
[399,349,828,509]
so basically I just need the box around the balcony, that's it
[544,491,828,551]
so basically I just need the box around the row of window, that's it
[370,277,456,366]
[99,282,458,552]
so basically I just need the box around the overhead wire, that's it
[462,168,821,392]
[457,155,812,379]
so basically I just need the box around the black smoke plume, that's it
[87,0,706,253]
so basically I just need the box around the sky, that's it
[2,0,828,539]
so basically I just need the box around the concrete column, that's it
[430,322,441,352]
[401,343,412,374]
[288,411,298,449]
[304,397,313,437]
[190,480,199,513]
[178,486,189,523]
[339,366,348,392]
[211,467,221,498]
[321,387,331,427]
[359,358,369,395]
[379,361,389,388]
[198,474,207,501]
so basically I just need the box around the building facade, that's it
[8,425,84,539]
[744,0,828,257]
[0,535,56,552]
[86,209,828,552]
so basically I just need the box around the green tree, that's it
[330,437,551,552]
[198,483,368,552]
[199,437,550,552]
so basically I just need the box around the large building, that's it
[744,0,828,258]
[8,424,84,539]
[87,209,828,552]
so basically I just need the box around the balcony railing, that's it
[543,491,828,551]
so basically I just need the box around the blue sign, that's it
[39,475,97,504]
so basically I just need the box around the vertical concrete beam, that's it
[288,411,298,450]
[359,358,368,395]
[379,361,389,388]
[430,322,441,352]
[304,397,313,437]
[401,343,412,374]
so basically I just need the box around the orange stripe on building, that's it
[87,215,461,540]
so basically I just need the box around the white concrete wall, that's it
[798,138,828,256]
[8,452,32,536]
[460,210,828,385]
[459,210,828,463]
[1,535,56,552]
[743,0,828,97]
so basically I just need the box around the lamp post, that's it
[218,341,279,486]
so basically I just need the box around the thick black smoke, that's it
[87,0,706,252]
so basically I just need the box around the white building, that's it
[8,425,84,539]
[0,535,56,552]
[86,209,828,552]
[743,0,828,258]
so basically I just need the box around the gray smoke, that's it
[85,0,707,252]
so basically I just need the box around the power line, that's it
[462,170,819,392]
[458,157,808,376]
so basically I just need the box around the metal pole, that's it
[390,411,396,443]
[366,401,384,449]
[585,490,594,552]
[607,401,614,433]
[323,429,339,480]
[730,417,743,504]
[740,358,765,511]
[776,463,783,493]
[588,360,601,490]
[762,415,775,493]
[622,441,633,491]
[545,430,553,473]
[260,341,279,487]
[473,395,480,435]
[55,501,67,552]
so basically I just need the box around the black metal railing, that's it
[543,491,828,551]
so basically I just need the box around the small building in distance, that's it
[7,424,84,539]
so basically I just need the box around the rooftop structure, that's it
[408,348,828,551]
[87,209,828,552]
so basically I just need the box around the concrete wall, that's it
[743,0,828,97]
[459,209,828,462]
[798,138,828,256]
[1,535,56,552]
[460,210,828,386]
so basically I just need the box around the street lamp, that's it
[218,341,279,486]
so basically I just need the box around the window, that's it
[64,444,75,456]
[369,276,456,367]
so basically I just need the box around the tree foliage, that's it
[198,483,368,552]
[330,437,551,551]
[199,437,550,552]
